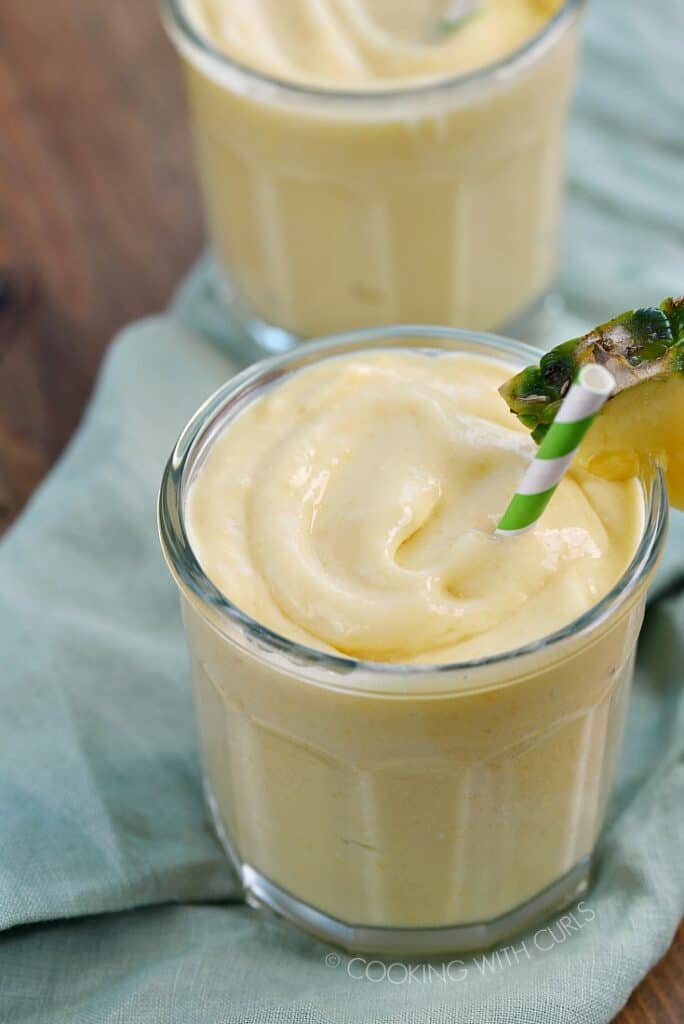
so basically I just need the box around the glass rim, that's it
[160,0,586,106]
[158,325,669,685]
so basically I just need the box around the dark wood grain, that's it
[0,2,681,1020]
[616,924,684,1024]
[0,0,202,530]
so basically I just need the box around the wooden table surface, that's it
[0,2,681,1020]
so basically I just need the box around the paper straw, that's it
[496,364,616,536]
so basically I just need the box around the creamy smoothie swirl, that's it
[185,0,563,88]
[187,351,642,664]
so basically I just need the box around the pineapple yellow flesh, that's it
[577,374,684,509]
[500,295,684,510]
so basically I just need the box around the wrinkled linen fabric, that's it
[0,1,683,1020]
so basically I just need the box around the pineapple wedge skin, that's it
[500,296,684,508]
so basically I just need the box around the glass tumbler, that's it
[161,2,585,350]
[158,327,666,955]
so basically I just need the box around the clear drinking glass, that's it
[161,2,586,351]
[158,328,667,955]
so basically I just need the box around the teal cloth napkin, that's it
[1,1,683,1021]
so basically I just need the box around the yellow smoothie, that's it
[172,344,654,943]
[187,351,642,662]
[167,0,583,338]
[188,0,562,88]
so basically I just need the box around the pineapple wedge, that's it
[500,296,684,508]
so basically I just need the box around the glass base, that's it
[242,858,590,956]
[205,781,590,956]
[208,262,301,356]
[206,259,565,359]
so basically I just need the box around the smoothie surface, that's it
[184,0,563,89]
[186,350,643,664]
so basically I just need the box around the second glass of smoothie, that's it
[162,1,585,348]
[159,327,666,954]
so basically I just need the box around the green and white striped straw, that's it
[497,364,616,536]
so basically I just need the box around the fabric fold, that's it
[0,0,683,1020]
